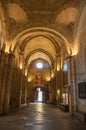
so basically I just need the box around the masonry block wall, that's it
[75,3,86,113]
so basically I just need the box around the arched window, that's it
[63,61,68,85]
[63,61,68,71]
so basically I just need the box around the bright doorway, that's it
[37,88,43,102]
[38,91,42,101]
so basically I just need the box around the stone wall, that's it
[74,3,86,114]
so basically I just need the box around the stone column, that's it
[50,77,56,103]
[25,79,28,104]
[67,56,75,115]
[56,56,62,105]
[3,53,15,115]
[20,70,26,105]
[21,75,26,104]
[0,51,6,115]
[15,68,21,107]
[19,70,24,106]
[10,67,20,108]
[25,78,28,104]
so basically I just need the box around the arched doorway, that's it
[34,87,49,103]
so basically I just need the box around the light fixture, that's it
[28,78,31,82]
[57,89,60,95]
[20,64,23,69]
[57,65,60,71]
[25,69,27,76]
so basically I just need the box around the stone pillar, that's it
[19,70,22,106]
[56,56,63,105]
[48,81,51,103]
[17,69,21,107]
[3,53,15,115]
[67,56,75,115]
[25,77,28,103]
[10,67,21,108]
[0,51,6,115]
[56,70,62,104]
[19,71,27,106]
[49,77,56,103]
[21,75,27,104]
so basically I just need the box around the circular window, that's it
[36,62,43,69]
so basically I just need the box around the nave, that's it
[0,103,86,130]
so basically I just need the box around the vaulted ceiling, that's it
[0,0,85,84]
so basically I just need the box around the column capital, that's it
[9,52,15,58]
[65,54,73,60]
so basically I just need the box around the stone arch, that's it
[19,35,60,53]
[12,27,71,56]
[25,49,54,66]
[0,3,7,50]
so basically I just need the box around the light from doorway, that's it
[38,91,42,102]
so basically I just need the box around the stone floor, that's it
[0,102,86,130]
